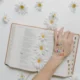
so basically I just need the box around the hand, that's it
[32,28,74,80]
[54,28,74,59]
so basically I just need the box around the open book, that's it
[5,23,79,77]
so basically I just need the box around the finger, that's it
[54,29,57,42]
[68,32,74,43]
[71,43,74,52]
[68,32,73,39]
[63,32,67,37]
[58,28,64,39]
[64,31,70,39]
[69,33,74,52]
[54,29,58,51]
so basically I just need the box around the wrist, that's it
[48,53,64,71]
[52,52,65,61]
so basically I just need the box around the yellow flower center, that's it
[72,4,76,8]
[4,16,7,19]
[52,14,56,18]
[40,46,43,50]
[41,34,45,38]
[37,58,41,63]
[38,3,42,7]
[50,20,54,24]
[20,5,24,9]
[20,75,24,78]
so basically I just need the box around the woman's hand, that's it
[54,28,74,59]
[33,28,74,80]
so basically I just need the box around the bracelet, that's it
[55,49,64,57]
[55,48,64,53]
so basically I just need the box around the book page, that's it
[7,24,54,71]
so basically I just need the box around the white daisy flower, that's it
[35,2,43,11]
[69,2,77,13]
[2,15,9,24]
[34,42,48,55]
[49,12,57,20]
[15,3,27,15]
[32,54,48,71]
[18,73,25,80]
[38,33,47,42]
[44,18,57,30]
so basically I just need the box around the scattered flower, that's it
[44,18,57,30]
[35,2,43,11]
[17,73,31,80]
[15,3,27,15]
[44,12,58,30]
[2,15,9,24]
[18,73,25,80]
[69,2,77,13]
[49,12,57,20]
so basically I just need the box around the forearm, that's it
[32,54,64,80]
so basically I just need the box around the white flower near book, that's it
[32,54,48,71]
[49,12,57,20]
[34,42,48,55]
[2,15,9,24]
[69,2,77,13]
[18,73,25,80]
[18,73,30,80]
[44,18,57,30]
[35,2,43,11]
[15,3,27,15]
